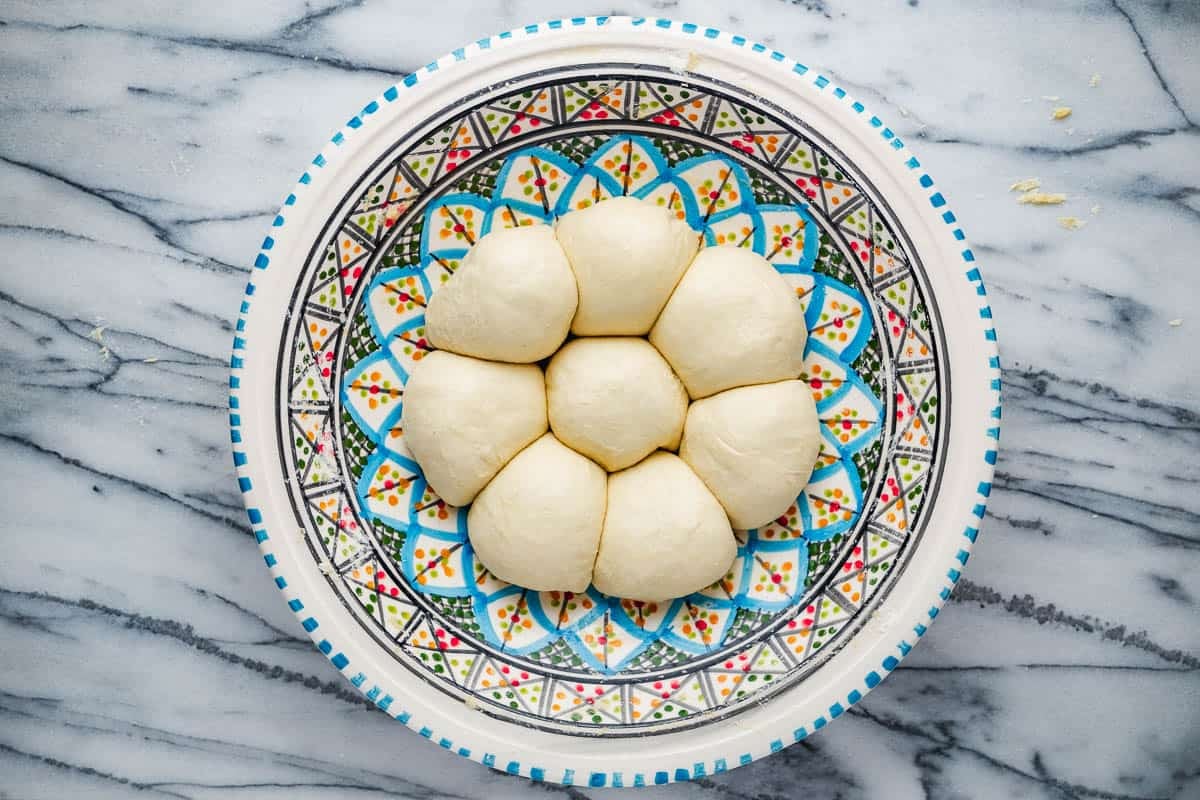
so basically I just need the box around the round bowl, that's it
[231,16,1000,787]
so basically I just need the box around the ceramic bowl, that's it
[231,16,1000,787]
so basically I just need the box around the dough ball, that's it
[425,225,577,363]
[650,246,807,399]
[467,434,606,593]
[680,380,821,530]
[593,452,736,601]
[401,351,547,506]
[556,196,698,335]
[546,337,688,471]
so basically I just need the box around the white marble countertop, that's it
[2,1,1198,798]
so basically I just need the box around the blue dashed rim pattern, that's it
[230,16,1000,786]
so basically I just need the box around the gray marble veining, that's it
[1,1,1198,798]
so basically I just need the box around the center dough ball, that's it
[546,337,688,472]
[555,196,698,335]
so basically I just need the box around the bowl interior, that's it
[278,68,945,735]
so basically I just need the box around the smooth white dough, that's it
[425,225,577,363]
[468,434,607,593]
[592,452,736,601]
[680,380,821,530]
[401,351,547,506]
[546,337,688,471]
[650,246,807,399]
[555,196,698,335]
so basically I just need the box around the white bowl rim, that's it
[230,15,1000,788]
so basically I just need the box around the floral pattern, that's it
[280,74,943,732]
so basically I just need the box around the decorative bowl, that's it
[230,16,1000,787]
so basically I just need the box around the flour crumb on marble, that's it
[1168,319,1183,328]
[1017,191,1067,206]
[1041,95,1061,102]
[143,356,159,364]
[1089,72,1102,87]
[1058,216,1086,230]
[1009,177,1041,192]
[1091,204,1102,215]
[1051,106,1072,121]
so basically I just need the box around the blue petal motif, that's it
[798,458,864,542]
[660,598,738,654]
[341,349,405,440]
[804,275,873,364]
[493,147,580,221]
[364,266,432,344]
[421,194,492,256]
[355,448,420,530]
[407,477,468,540]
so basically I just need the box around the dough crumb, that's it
[1041,94,1061,102]
[1168,319,1183,328]
[1018,191,1067,206]
[1058,216,1086,230]
[143,356,159,364]
[1090,204,1102,216]
[1089,72,1101,87]
[1009,177,1041,192]
[88,325,106,342]
[1051,107,1072,121]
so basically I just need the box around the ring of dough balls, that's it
[468,434,606,593]
[592,452,736,602]
[401,351,546,507]
[401,207,823,602]
[546,337,688,472]
[555,196,698,335]
[679,380,821,530]
[651,246,808,399]
[425,225,577,363]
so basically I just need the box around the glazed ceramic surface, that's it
[230,18,999,783]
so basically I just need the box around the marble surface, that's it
[1,1,1198,797]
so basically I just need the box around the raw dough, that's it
[468,434,607,593]
[425,224,577,363]
[680,380,821,530]
[555,196,698,335]
[401,351,547,506]
[592,452,735,601]
[546,337,688,471]
[650,246,807,399]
